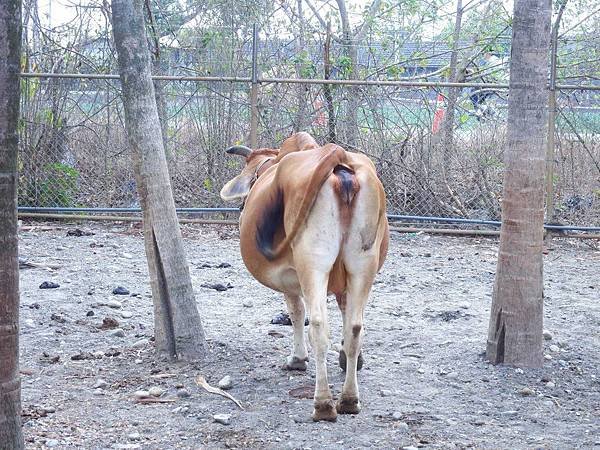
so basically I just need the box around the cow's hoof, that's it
[312,399,337,422]
[338,349,364,372]
[336,396,361,415]
[283,356,308,371]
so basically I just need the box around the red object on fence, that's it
[432,93,446,134]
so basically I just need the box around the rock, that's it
[543,329,553,341]
[213,413,231,425]
[67,228,94,237]
[122,252,133,259]
[92,351,105,359]
[42,406,56,413]
[99,317,120,330]
[218,376,233,390]
[446,371,458,379]
[94,379,108,389]
[544,354,553,360]
[417,367,425,374]
[106,300,123,309]
[45,439,60,447]
[271,312,309,326]
[380,389,393,397]
[121,311,134,319]
[93,388,104,396]
[515,368,524,374]
[242,300,254,308]
[176,389,191,398]
[113,286,130,295]
[543,400,555,408]
[128,432,141,441]
[458,301,470,309]
[133,390,150,399]
[110,329,125,338]
[519,387,535,396]
[500,410,519,417]
[549,344,560,353]
[86,310,95,317]
[200,282,233,292]
[132,339,148,349]
[396,421,410,432]
[39,281,60,289]
[148,386,164,397]
[546,381,556,388]
[50,313,66,324]
[402,446,418,450]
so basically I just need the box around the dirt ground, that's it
[16,221,600,449]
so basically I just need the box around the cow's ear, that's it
[220,174,253,201]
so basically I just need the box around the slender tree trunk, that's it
[486,0,551,368]
[293,0,308,132]
[440,0,463,158]
[111,0,205,360]
[336,0,358,147]
[0,0,24,448]
[323,21,336,143]
[144,0,169,154]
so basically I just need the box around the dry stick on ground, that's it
[196,376,244,410]
[111,0,205,361]
[0,0,24,448]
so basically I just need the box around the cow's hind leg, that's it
[283,293,308,371]
[337,264,378,415]
[336,293,364,372]
[300,270,336,421]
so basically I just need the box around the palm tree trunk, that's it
[486,0,551,367]
[0,0,25,448]
[111,0,206,361]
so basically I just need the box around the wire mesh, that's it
[17,6,600,228]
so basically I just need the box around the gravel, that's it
[17,223,600,449]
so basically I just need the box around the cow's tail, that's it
[256,144,348,261]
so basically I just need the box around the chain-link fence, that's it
[17,13,600,229]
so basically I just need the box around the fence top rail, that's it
[19,72,600,91]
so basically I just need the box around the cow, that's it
[220,132,389,421]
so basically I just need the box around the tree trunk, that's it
[0,0,24,448]
[440,0,463,158]
[144,0,169,155]
[336,0,358,147]
[111,0,206,360]
[323,21,336,143]
[293,0,308,133]
[486,0,551,367]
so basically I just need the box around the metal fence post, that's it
[545,3,566,226]
[250,23,259,149]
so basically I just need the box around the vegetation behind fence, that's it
[17,0,600,227]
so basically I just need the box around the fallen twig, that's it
[134,397,176,404]
[196,375,244,409]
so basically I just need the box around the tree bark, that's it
[111,0,205,360]
[323,21,336,143]
[0,0,24,448]
[440,0,463,157]
[293,0,308,133]
[486,0,551,367]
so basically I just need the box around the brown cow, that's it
[220,132,389,421]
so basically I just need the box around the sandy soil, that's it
[16,221,600,449]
